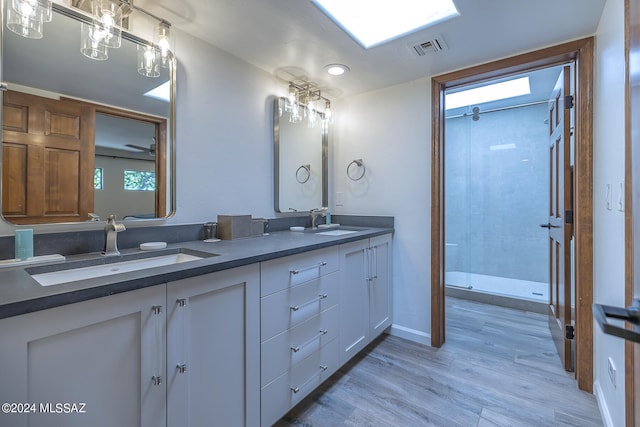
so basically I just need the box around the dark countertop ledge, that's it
[0,226,393,320]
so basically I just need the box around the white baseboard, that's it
[593,380,614,427]
[389,324,431,346]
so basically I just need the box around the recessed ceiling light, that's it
[445,77,531,110]
[325,64,350,76]
[312,0,459,49]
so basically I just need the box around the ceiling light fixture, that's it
[312,0,459,49]
[325,64,349,76]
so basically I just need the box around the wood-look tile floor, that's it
[275,297,603,427]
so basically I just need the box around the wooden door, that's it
[546,66,573,371]
[2,90,95,224]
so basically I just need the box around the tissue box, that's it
[252,218,267,236]
[217,215,252,240]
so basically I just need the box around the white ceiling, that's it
[135,0,606,99]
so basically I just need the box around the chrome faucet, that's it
[310,207,328,229]
[102,215,126,256]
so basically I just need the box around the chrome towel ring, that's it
[296,164,311,183]
[347,159,365,181]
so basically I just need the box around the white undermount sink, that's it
[29,250,213,287]
[316,229,358,236]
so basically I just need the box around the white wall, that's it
[94,156,156,220]
[165,30,282,224]
[592,0,626,425]
[333,80,432,343]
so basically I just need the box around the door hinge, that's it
[565,325,575,340]
[565,210,574,224]
[565,95,574,109]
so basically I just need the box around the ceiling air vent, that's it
[412,35,448,56]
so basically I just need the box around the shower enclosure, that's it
[444,101,549,302]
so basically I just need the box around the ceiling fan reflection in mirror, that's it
[125,138,156,155]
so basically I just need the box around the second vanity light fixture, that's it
[285,81,332,128]
[7,0,173,77]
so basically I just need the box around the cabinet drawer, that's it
[261,337,340,427]
[261,271,339,341]
[261,247,339,296]
[261,304,339,385]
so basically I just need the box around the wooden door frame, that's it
[626,0,637,424]
[430,38,594,392]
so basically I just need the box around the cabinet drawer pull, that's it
[290,294,328,311]
[290,365,330,394]
[290,261,327,275]
[290,330,329,352]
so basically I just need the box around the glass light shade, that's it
[80,22,109,60]
[6,6,43,38]
[11,0,52,22]
[324,104,332,121]
[90,0,122,48]
[155,21,172,68]
[137,44,160,78]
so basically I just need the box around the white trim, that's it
[593,380,614,427]
[389,324,431,346]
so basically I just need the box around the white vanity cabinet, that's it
[166,264,260,427]
[0,285,167,427]
[259,246,341,427]
[339,233,392,364]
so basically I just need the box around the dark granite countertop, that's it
[0,226,393,320]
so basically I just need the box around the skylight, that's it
[144,81,171,102]
[445,77,531,110]
[312,0,459,49]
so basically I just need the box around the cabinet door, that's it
[166,265,260,427]
[370,233,392,337]
[0,285,166,427]
[339,239,370,364]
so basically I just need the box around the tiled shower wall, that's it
[445,103,549,284]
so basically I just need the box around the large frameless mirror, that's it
[274,97,328,213]
[1,1,175,225]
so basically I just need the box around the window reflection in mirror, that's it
[1,2,174,225]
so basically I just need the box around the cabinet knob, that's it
[177,364,187,374]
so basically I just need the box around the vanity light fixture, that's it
[155,20,171,68]
[80,21,109,60]
[8,0,174,77]
[285,81,333,128]
[6,0,52,39]
[137,44,160,77]
[89,0,123,48]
